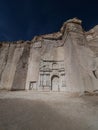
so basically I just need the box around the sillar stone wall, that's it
[0,18,98,93]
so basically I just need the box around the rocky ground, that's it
[0,91,98,130]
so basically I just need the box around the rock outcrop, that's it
[0,18,98,93]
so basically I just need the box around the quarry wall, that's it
[0,18,98,93]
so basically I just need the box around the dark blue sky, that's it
[0,0,98,41]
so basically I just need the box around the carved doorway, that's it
[51,75,59,91]
[29,81,36,90]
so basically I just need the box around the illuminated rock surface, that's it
[0,18,98,93]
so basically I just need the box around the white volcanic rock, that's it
[0,18,98,94]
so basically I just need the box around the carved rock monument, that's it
[0,18,98,93]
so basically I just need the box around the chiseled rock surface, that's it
[0,18,98,93]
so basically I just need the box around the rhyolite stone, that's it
[0,18,98,93]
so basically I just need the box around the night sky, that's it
[0,0,98,41]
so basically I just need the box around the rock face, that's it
[0,18,98,93]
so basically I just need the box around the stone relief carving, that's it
[37,59,66,91]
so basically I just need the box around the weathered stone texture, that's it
[12,43,30,90]
[0,18,98,93]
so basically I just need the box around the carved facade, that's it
[0,18,98,93]
[40,60,65,90]
[29,60,66,91]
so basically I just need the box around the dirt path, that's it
[0,91,98,130]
